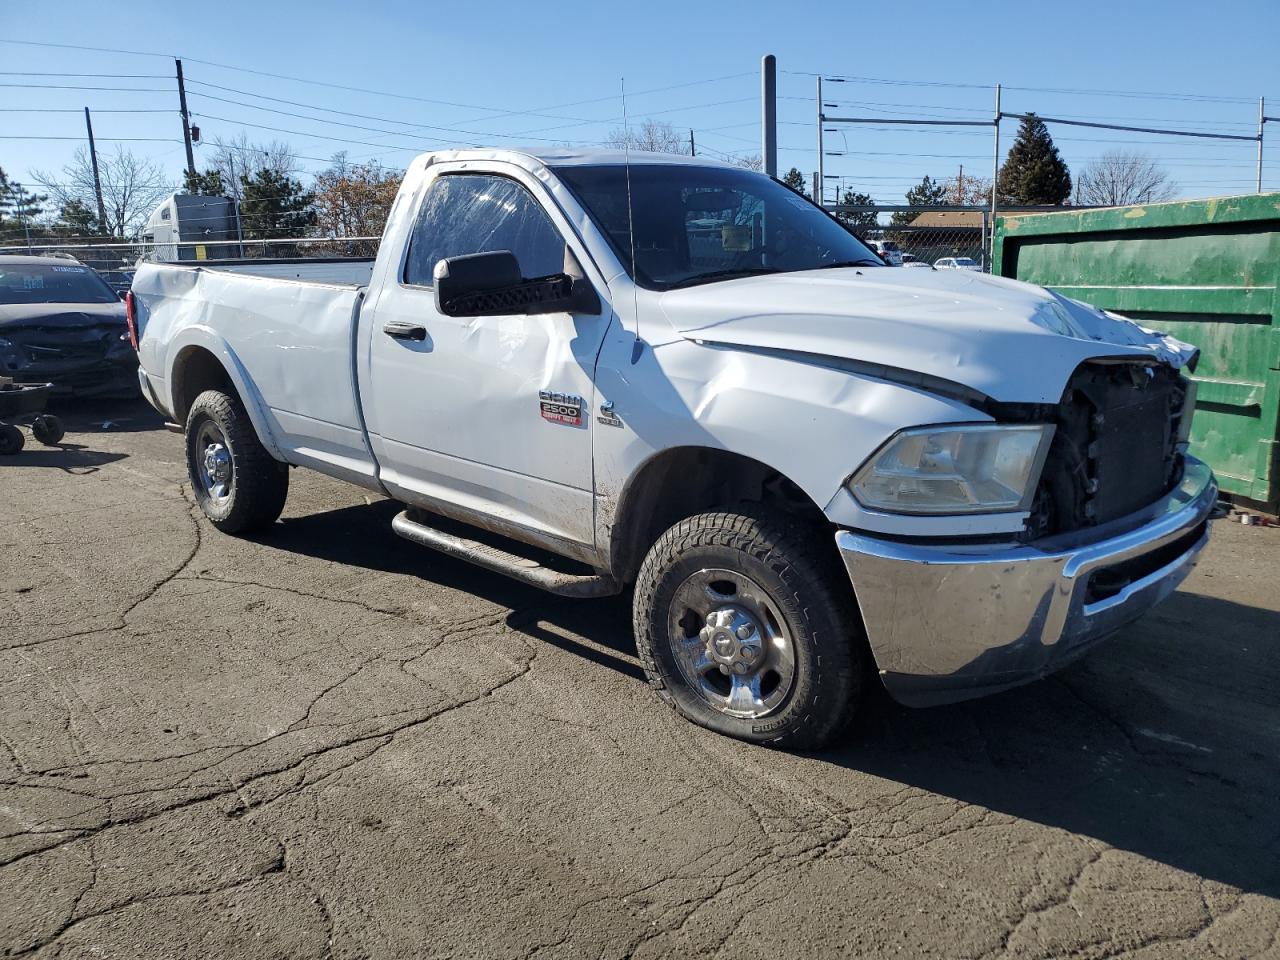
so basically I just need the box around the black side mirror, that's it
[433,250,600,318]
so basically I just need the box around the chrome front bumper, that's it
[836,457,1217,707]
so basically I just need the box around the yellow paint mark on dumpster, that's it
[1205,198,1219,219]
[1124,207,1147,219]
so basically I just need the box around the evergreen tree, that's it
[997,113,1071,205]
[893,175,947,224]
[6,181,47,226]
[835,189,877,228]
[239,168,315,240]
[55,200,104,236]
[185,168,227,196]
[780,167,808,197]
[0,166,11,224]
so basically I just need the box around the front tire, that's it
[633,508,864,749]
[185,389,288,534]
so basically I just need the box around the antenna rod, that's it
[621,79,641,356]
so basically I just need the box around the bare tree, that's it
[733,154,764,171]
[939,174,993,206]
[201,134,300,201]
[604,119,691,155]
[313,152,402,254]
[33,145,174,238]
[1074,151,1177,206]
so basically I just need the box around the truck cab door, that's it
[361,168,611,554]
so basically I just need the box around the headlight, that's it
[851,424,1054,514]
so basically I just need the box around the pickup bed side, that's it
[136,262,380,487]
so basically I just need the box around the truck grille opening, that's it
[1022,362,1188,540]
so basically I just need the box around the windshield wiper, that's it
[810,259,883,269]
[666,267,783,289]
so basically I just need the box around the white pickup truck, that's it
[131,149,1215,748]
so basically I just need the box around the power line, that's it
[0,108,172,114]
[783,67,1261,104]
[0,136,182,143]
[0,82,171,92]
[0,71,169,78]
[184,78,599,129]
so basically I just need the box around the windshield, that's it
[553,163,880,290]
[0,262,118,305]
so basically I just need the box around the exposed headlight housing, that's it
[851,424,1055,515]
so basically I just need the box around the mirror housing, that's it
[433,250,600,318]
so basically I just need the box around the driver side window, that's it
[403,174,566,287]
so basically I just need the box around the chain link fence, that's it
[827,204,990,269]
[0,237,383,278]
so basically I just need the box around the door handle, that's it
[383,321,427,342]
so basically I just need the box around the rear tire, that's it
[0,424,24,456]
[185,389,288,534]
[633,507,864,749]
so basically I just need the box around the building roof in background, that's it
[910,210,983,228]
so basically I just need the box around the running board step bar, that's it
[391,510,621,598]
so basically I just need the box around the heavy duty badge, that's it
[539,390,584,426]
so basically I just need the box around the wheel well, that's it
[171,347,234,424]
[609,447,832,583]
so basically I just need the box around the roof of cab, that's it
[0,254,85,266]
[411,147,738,172]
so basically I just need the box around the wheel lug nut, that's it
[736,624,755,639]
[742,645,760,662]
[733,662,750,675]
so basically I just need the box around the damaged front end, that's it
[0,310,139,399]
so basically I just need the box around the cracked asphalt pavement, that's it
[2,400,1278,959]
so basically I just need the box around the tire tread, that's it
[633,505,863,749]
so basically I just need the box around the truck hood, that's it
[658,268,1197,405]
[0,301,126,331]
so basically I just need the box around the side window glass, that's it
[403,174,565,286]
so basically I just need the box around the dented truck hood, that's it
[658,267,1196,405]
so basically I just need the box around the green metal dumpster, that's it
[993,194,1280,508]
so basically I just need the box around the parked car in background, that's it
[867,239,903,265]
[900,253,930,269]
[0,255,138,398]
[96,268,136,297]
[935,256,981,271]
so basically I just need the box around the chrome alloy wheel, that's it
[667,568,797,719]
[195,420,234,504]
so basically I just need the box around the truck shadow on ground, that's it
[263,499,1280,900]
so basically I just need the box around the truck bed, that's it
[132,261,378,487]
[184,258,376,285]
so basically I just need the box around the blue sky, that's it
[3,0,1278,207]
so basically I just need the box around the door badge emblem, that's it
[539,390,584,426]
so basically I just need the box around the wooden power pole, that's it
[84,107,108,233]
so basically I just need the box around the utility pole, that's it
[816,76,825,205]
[84,107,108,234]
[990,83,1001,257]
[761,54,777,177]
[175,58,196,184]
[689,128,695,157]
[1258,96,1265,194]
[957,164,964,203]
